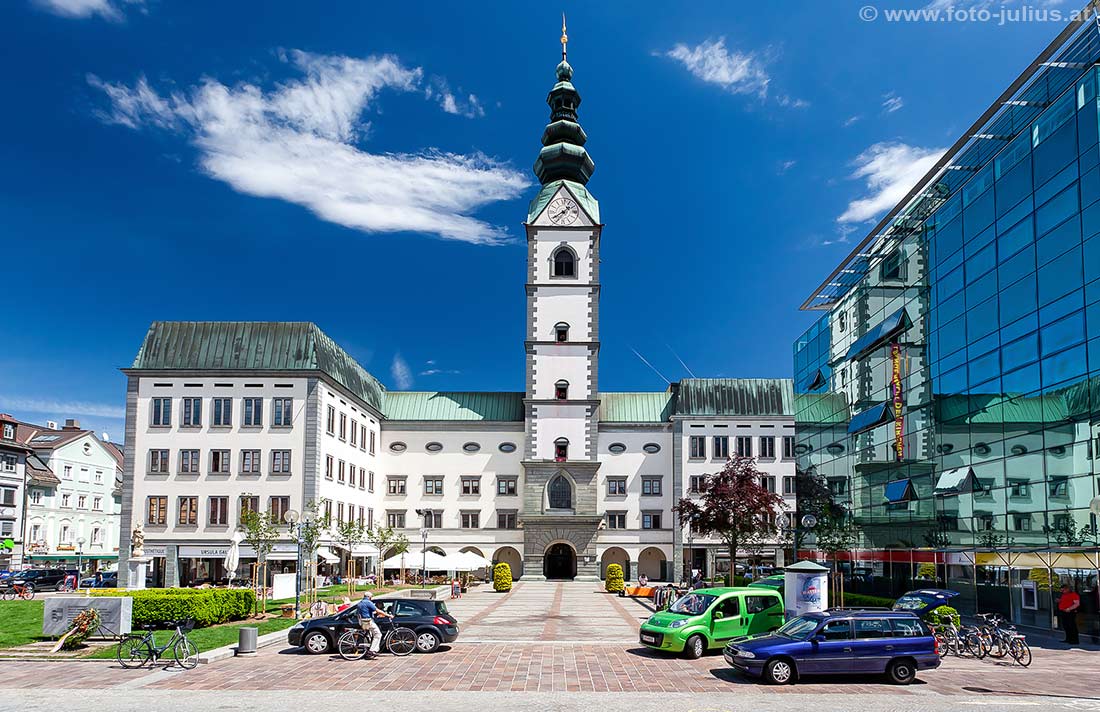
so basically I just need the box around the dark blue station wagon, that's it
[724,610,940,685]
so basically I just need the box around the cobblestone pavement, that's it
[1,582,1098,710]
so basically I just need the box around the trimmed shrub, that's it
[90,588,256,628]
[925,605,960,627]
[493,563,513,592]
[605,563,625,593]
[839,592,896,608]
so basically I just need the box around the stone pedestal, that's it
[126,557,150,590]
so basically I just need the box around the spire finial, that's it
[560,12,568,61]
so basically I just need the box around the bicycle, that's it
[931,619,986,659]
[116,619,199,670]
[1,583,35,601]
[337,620,416,660]
[975,613,1032,667]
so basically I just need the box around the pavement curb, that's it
[198,628,290,664]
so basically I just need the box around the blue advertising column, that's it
[783,560,830,619]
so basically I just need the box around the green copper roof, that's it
[527,180,600,223]
[383,391,525,421]
[533,50,594,186]
[599,391,676,423]
[676,379,794,417]
[935,392,1067,425]
[130,322,385,411]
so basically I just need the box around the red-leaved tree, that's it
[676,456,784,578]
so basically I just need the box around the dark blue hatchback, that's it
[724,609,940,685]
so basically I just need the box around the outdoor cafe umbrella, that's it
[382,549,450,571]
[223,531,243,585]
[451,551,492,571]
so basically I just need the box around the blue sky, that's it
[0,0,1071,437]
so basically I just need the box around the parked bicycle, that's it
[975,613,1032,667]
[116,619,199,670]
[1,583,35,601]
[337,620,417,660]
[932,619,986,659]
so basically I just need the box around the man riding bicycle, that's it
[356,591,393,659]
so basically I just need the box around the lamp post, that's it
[415,509,431,589]
[76,536,86,593]
[283,509,302,618]
[686,513,696,587]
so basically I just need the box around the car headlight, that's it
[736,650,756,658]
[668,620,687,629]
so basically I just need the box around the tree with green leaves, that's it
[676,456,784,576]
[332,518,368,578]
[364,526,410,581]
[237,495,281,566]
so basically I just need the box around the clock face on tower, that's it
[547,197,580,225]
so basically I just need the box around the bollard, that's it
[237,626,258,656]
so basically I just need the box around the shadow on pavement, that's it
[709,667,928,687]
[962,686,1100,701]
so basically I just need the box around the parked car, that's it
[288,597,458,655]
[747,574,785,592]
[724,609,940,685]
[6,568,76,592]
[892,589,960,617]
[79,571,118,588]
[639,587,785,659]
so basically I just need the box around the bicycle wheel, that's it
[21,588,35,600]
[934,631,949,658]
[117,635,152,669]
[337,630,369,661]
[963,631,986,659]
[1,589,14,601]
[943,628,960,656]
[1009,638,1032,667]
[987,633,1007,658]
[386,627,416,657]
[173,637,199,670]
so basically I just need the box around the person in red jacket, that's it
[1058,583,1081,645]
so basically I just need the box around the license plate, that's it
[641,633,658,644]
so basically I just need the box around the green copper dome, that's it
[533,55,594,186]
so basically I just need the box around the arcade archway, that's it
[544,542,577,579]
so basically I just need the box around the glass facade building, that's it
[793,18,1100,636]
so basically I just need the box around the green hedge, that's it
[90,588,256,628]
[925,605,960,627]
[838,592,895,608]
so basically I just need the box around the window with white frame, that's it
[607,478,627,496]
[151,397,172,426]
[241,449,261,474]
[30,489,43,505]
[642,512,662,529]
[424,477,444,495]
[460,511,480,529]
[760,436,776,459]
[63,465,72,479]
[368,471,375,492]
[208,450,229,474]
[77,495,87,509]
[270,496,290,522]
[209,496,228,525]
[61,493,71,508]
[91,526,103,545]
[369,430,376,455]
[783,476,796,495]
[147,496,167,525]
[339,413,347,440]
[325,455,334,480]
[388,477,406,495]
[497,511,517,529]
[337,460,346,483]
[93,496,102,511]
[606,512,626,529]
[178,496,198,525]
[243,398,263,427]
[497,477,517,496]
[182,397,202,427]
[783,436,795,459]
[461,477,481,496]
[387,510,406,528]
[326,405,335,435]
[179,449,200,474]
[689,436,706,459]
[350,419,358,446]
[641,477,662,496]
[713,436,729,459]
[212,397,232,426]
[149,450,169,473]
[360,424,367,452]
[1,487,15,506]
[272,397,293,427]
[272,450,291,474]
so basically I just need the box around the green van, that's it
[639,587,785,659]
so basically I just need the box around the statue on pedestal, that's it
[131,522,145,558]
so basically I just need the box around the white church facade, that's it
[117,37,796,586]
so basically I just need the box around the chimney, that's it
[101,432,110,443]
[46,420,58,430]
[63,419,80,430]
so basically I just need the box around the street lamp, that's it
[685,513,697,587]
[283,509,302,619]
[76,536,86,593]
[415,509,432,589]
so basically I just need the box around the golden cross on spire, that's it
[560,12,568,60]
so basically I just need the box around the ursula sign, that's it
[891,341,904,462]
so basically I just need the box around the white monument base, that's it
[126,557,150,590]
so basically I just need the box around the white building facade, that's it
[117,47,795,586]
[0,414,30,569]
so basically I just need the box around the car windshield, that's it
[893,594,934,611]
[776,616,821,641]
[668,593,716,615]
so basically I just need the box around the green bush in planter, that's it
[924,605,960,628]
[90,588,256,628]
[493,563,513,592]
[605,563,625,593]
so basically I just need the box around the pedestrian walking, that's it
[1058,582,1081,645]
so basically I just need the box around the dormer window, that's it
[554,438,569,462]
[1,423,12,440]
[555,380,569,400]
[552,246,576,278]
[555,322,569,342]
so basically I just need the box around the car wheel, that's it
[303,630,331,655]
[683,634,706,660]
[764,658,795,685]
[887,658,917,685]
[415,630,441,653]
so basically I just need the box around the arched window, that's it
[555,380,569,400]
[555,322,569,342]
[552,247,576,278]
[549,474,572,509]
[554,437,569,462]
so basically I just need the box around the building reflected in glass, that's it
[794,17,1100,637]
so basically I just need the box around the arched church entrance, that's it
[544,542,577,580]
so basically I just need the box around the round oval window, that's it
[643,443,661,453]
[426,442,443,452]
[463,442,481,453]
[608,442,626,454]
[499,442,517,453]
[389,442,407,453]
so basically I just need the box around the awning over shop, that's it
[266,552,298,561]
[27,554,119,560]
[844,307,911,361]
[934,467,976,495]
[317,547,339,564]
[884,478,916,503]
[848,402,893,434]
[351,545,380,558]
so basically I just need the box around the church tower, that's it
[520,18,604,581]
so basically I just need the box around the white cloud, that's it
[425,78,485,119]
[776,95,810,109]
[843,115,862,127]
[777,160,796,175]
[89,50,529,244]
[882,92,904,113]
[663,38,770,98]
[838,141,946,224]
[33,0,141,20]
[0,395,125,420]
[391,354,414,389]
